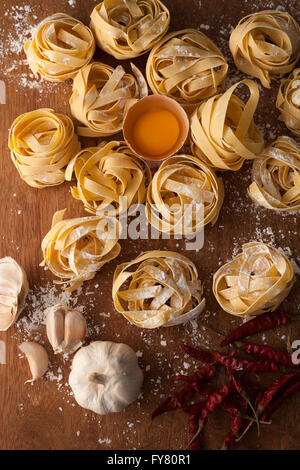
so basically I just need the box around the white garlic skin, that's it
[46,303,86,354]
[0,257,28,331]
[69,341,144,415]
[18,342,48,383]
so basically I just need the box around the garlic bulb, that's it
[69,341,143,415]
[19,342,49,383]
[0,257,29,331]
[46,303,86,354]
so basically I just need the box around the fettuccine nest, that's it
[213,242,295,317]
[70,62,148,137]
[190,80,264,171]
[113,251,205,328]
[65,141,151,216]
[24,13,95,81]
[146,29,228,111]
[146,154,224,235]
[248,136,300,212]
[276,68,300,137]
[41,209,121,291]
[9,108,80,188]
[230,10,300,88]
[90,0,170,59]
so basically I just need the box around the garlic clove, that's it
[46,305,65,353]
[0,257,29,331]
[64,309,87,354]
[18,342,48,383]
[46,303,86,354]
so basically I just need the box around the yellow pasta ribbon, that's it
[41,209,121,291]
[24,13,95,82]
[146,154,224,235]
[90,0,170,59]
[113,251,205,328]
[276,68,300,137]
[146,29,228,111]
[248,136,300,212]
[65,141,151,216]
[230,10,300,88]
[70,61,148,137]
[190,80,264,171]
[8,108,80,188]
[213,242,295,318]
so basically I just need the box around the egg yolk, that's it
[132,109,180,156]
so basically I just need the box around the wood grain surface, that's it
[0,0,299,450]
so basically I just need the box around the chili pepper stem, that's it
[185,421,204,450]
[235,418,255,443]
[239,413,272,425]
[241,391,260,437]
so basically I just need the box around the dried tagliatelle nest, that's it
[0,257,29,331]
[213,242,295,318]
[90,0,170,60]
[248,136,300,212]
[276,68,300,137]
[9,108,81,188]
[24,13,95,81]
[66,141,151,216]
[229,10,300,88]
[70,62,148,137]
[146,29,228,111]
[146,154,224,235]
[41,209,121,291]
[113,251,205,328]
[190,80,264,171]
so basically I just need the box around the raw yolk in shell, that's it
[132,109,180,156]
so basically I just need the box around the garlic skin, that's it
[46,303,86,354]
[19,342,48,383]
[69,341,144,415]
[0,257,29,331]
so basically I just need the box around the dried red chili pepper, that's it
[185,403,204,450]
[180,343,279,373]
[221,395,247,450]
[257,373,300,416]
[261,379,300,422]
[151,365,214,420]
[238,342,300,369]
[220,310,295,347]
[187,381,235,447]
[172,365,215,393]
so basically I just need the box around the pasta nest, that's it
[248,136,300,212]
[41,209,121,291]
[146,29,228,111]
[146,154,224,235]
[229,10,300,88]
[65,141,151,216]
[24,13,95,82]
[190,80,264,171]
[90,0,170,59]
[8,108,80,188]
[276,68,300,137]
[213,242,295,318]
[113,251,205,328]
[70,61,148,137]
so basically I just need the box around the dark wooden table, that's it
[0,0,299,450]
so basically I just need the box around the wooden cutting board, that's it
[0,0,299,450]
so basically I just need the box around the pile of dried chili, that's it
[152,309,300,450]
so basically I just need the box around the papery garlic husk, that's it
[46,303,86,354]
[19,342,48,383]
[0,257,29,331]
